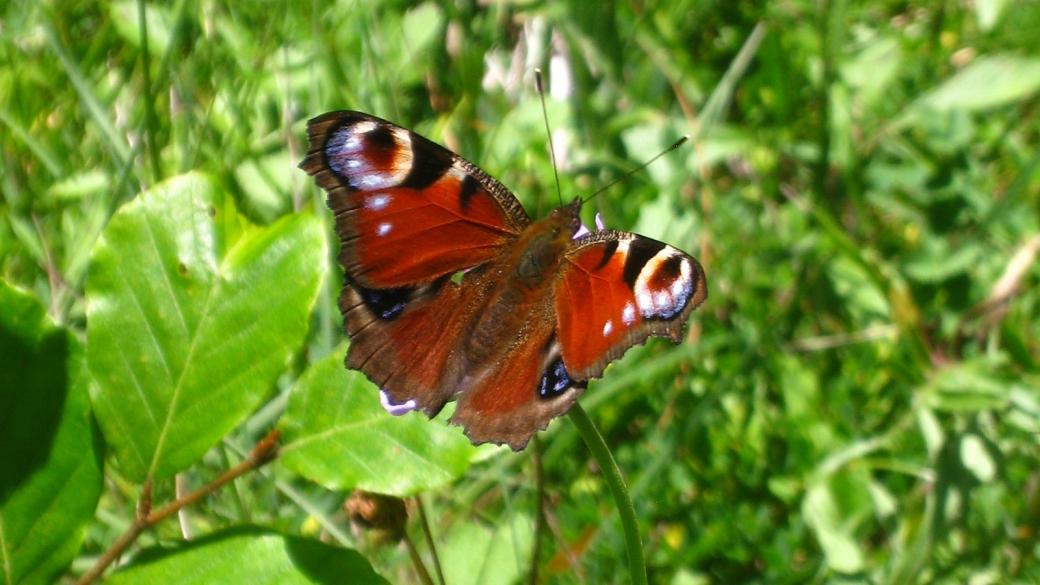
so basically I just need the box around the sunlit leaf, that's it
[803,483,865,574]
[279,345,476,497]
[86,172,327,481]
[0,281,103,585]
[440,514,534,585]
[918,54,1040,112]
[106,528,388,585]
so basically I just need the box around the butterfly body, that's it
[301,111,706,450]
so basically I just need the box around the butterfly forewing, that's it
[554,230,707,380]
[301,111,530,289]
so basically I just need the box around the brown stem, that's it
[528,435,545,585]
[402,532,436,585]
[415,495,445,585]
[76,429,281,585]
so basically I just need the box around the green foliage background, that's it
[2,0,1040,583]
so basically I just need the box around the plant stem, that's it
[136,0,162,183]
[415,495,445,585]
[568,404,646,585]
[402,533,436,585]
[528,434,545,585]
[76,429,281,585]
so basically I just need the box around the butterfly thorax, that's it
[462,201,581,366]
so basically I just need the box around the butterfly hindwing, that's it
[300,111,530,290]
[554,230,707,380]
[450,321,587,450]
[339,276,467,415]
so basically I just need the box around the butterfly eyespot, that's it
[631,247,694,320]
[602,320,613,337]
[539,357,580,399]
[357,285,413,320]
[327,122,413,190]
[377,222,392,236]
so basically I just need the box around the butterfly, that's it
[300,111,707,450]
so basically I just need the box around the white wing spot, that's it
[366,194,390,210]
[654,291,673,312]
[353,120,377,134]
[636,291,654,315]
[377,222,392,236]
[603,320,613,337]
[622,303,636,326]
[380,390,416,416]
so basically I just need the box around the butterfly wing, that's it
[301,111,531,414]
[450,319,588,450]
[554,230,707,380]
[301,111,530,289]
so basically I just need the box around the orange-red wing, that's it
[300,111,530,289]
[340,278,467,416]
[450,322,586,450]
[554,231,707,380]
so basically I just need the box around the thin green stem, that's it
[402,533,436,585]
[568,403,646,585]
[527,435,545,585]
[136,0,162,183]
[415,495,445,585]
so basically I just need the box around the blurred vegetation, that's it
[2,0,1040,584]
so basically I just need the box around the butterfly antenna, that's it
[535,68,564,207]
[581,134,690,205]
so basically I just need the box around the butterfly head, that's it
[547,197,584,238]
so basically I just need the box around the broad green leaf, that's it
[279,345,475,497]
[917,407,944,460]
[106,527,388,585]
[922,360,1010,412]
[903,242,983,283]
[86,172,327,481]
[918,54,1040,112]
[959,434,997,483]
[234,150,294,223]
[439,513,534,585]
[975,0,1010,32]
[109,1,173,56]
[0,281,104,585]
[803,482,866,574]
[43,169,109,204]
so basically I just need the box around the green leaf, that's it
[279,345,476,497]
[106,527,389,585]
[803,482,866,574]
[42,169,110,204]
[0,281,104,585]
[975,0,1010,32]
[86,172,327,481]
[922,360,1010,412]
[918,54,1040,112]
[439,513,534,585]
[959,434,997,483]
[903,242,983,283]
[109,1,173,56]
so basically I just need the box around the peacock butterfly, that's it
[300,111,707,450]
